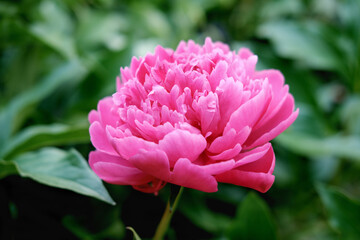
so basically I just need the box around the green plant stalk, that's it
[153,186,184,240]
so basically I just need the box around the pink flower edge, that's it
[88,37,298,194]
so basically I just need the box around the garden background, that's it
[1,0,360,239]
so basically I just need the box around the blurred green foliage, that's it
[1,0,360,239]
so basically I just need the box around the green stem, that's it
[153,186,184,240]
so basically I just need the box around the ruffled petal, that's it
[112,136,157,159]
[208,127,250,154]
[169,158,218,192]
[192,92,220,135]
[200,159,235,175]
[237,143,275,173]
[159,130,207,166]
[88,38,298,195]
[224,81,270,133]
[234,143,272,168]
[89,151,152,185]
[97,97,118,127]
[216,144,275,192]
[216,170,275,193]
[129,149,171,181]
[215,77,247,133]
[89,122,117,156]
[88,110,99,124]
[208,144,241,161]
[209,60,228,91]
[132,179,167,194]
[245,105,299,149]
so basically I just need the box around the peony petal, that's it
[159,130,206,166]
[254,69,284,94]
[129,57,142,78]
[89,151,152,185]
[224,82,270,133]
[234,143,272,168]
[169,85,181,110]
[216,143,275,192]
[148,85,171,107]
[136,54,156,84]
[132,179,167,194]
[245,55,258,76]
[208,127,251,154]
[88,38,298,195]
[170,158,218,192]
[112,136,157,159]
[254,70,290,124]
[106,125,125,139]
[192,92,220,135]
[208,143,242,161]
[260,85,289,124]
[130,149,171,181]
[216,170,275,193]
[120,67,133,83]
[134,120,174,142]
[216,77,247,133]
[200,159,235,175]
[88,110,99,124]
[209,60,228,91]
[97,97,118,127]
[89,122,118,156]
[237,144,275,173]
[245,107,299,149]
[155,45,173,61]
[238,48,254,59]
[116,76,122,91]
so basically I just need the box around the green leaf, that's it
[340,95,360,135]
[316,184,360,239]
[276,132,360,161]
[287,103,329,137]
[63,215,124,240]
[62,215,95,240]
[132,2,171,38]
[29,0,77,59]
[226,192,277,240]
[76,9,128,52]
[126,227,142,240]
[0,160,18,179]
[11,147,115,205]
[179,191,231,234]
[97,219,124,239]
[1,124,89,159]
[0,2,17,17]
[0,60,87,151]
[257,20,339,71]
[310,156,340,182]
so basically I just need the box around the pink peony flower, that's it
[88,38,298,194]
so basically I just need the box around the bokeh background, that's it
[1,0,360,239]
